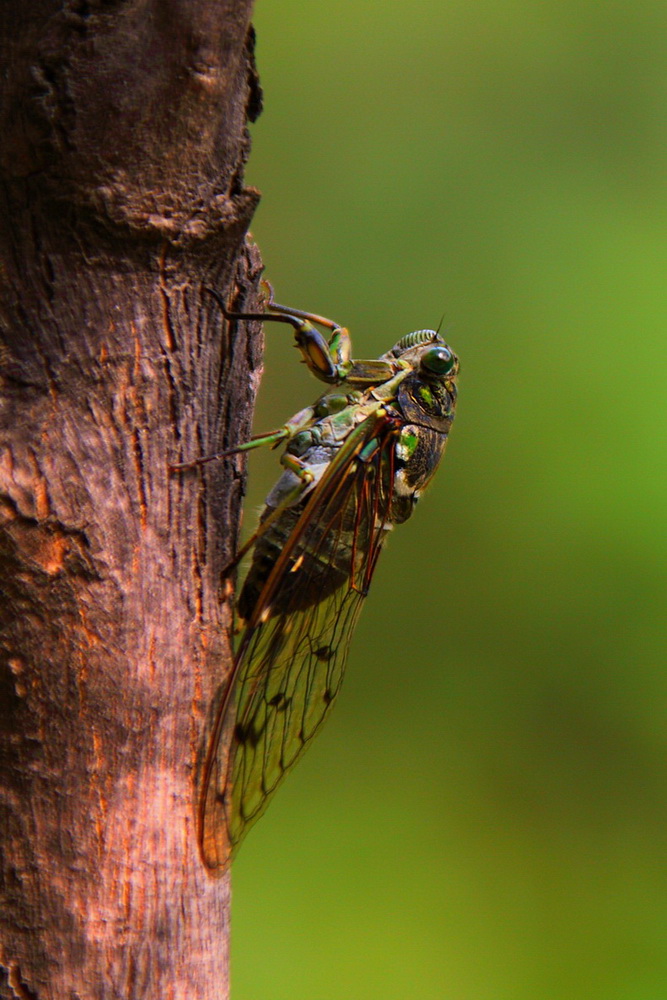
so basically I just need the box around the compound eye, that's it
[420,345,455,376]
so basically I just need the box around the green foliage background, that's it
[232,2,667,997]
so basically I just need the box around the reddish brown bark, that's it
[0,3,263,997]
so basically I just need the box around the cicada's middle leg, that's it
[170,401,321,588]
[216,446,318,583]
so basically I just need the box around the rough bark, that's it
[0,3,263,997]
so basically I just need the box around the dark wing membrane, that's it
[199,410,399,871]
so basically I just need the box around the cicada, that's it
[192,286,459,872]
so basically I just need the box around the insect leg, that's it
[170,404,318,472]
[220,452,316,579]
[262,286,353,379]
[169,430,290,472]
[204,285,352,385]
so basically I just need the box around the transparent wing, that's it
[199,411,400,871]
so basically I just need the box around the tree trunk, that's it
[0,3,263,997]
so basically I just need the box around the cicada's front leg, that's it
[292,320,352,385]
[205,283,402,389]
[261,287,404,389]
[204,285,353,385]
[263,287,352,385]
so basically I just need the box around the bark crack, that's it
[5,962,41,1000]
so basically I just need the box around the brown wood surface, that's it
[0,3,263,997]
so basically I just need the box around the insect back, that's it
[197,290,459,871]
[237,388,390,621]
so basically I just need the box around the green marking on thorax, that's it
[418,385,434,407]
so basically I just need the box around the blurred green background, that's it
[232,2,667,997]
